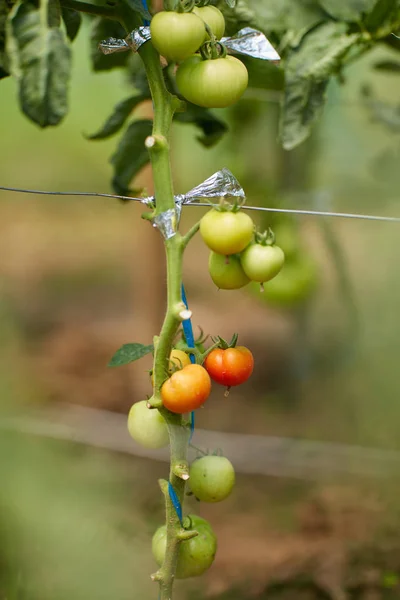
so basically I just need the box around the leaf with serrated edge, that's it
[108,343,154,367]
[111,119,153,195]
[6,0,71,126]
[281,22,359,150]
[87,95,149,140]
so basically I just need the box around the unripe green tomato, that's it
[152,515,217,579]
[200,209,254,255]
[254,255,318,307]
[193,5,225,39]
[127,401,169,449]
[190,455,235,503]
[176,55,248,108]
[240,243,285,283]
[150,11,205,63]
[209,252,250,290]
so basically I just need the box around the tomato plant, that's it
[204,346,254,387]
[152,515,217,579]
[190,455,235,502]
[161,364,211,414]
[150,11,206,63]
[127,400,169,449]
[208,251,250,289]
[176,54,248,108]
[200,208,254,255]
[193,5,225,39]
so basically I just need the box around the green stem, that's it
[134,24,197,600]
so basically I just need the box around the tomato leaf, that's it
[280,22,360,150]
[61,6,82,41]
[364,0,398,31]
[87,95,149,140]
[90,17,130,71]
[108,343,154,367]
[0,0,10,79]
[318,0,376,22]
[6,0,71,126]
[121,0,151,20]
[174,104,228,148]
[224,0,237,7]
[110,119,153,195]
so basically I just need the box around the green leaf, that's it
[90,17,130,71]
[108,343,154,367]
[281,22,360,150]
[243,56,284,91]
[0,0,10,79]
[362,85,400,131]
[110,119,153,195]
[121,0,151,19]
[6,0,71,127]
[225,0,237,7]
[318,0,376,22]
[373,59,400,72]
[87,94,149,140]
[61,6,82,41]
[174,104,228,147]
[247,0,326,37]
[364,0,398,30]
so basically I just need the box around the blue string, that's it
[181,283,196,442]
[141,0,150,25]
[168,482,183,524]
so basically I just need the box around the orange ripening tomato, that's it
[161,364,211,414]
[204,347,254,387]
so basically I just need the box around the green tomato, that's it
[240,243,285,283]
[127,401,169,449]
[190,456,235,503]
[150,11,205,63]
[251,255,318,307]
[152,515,217,579]
[176,55,248,108]
[193,5,225,39]
[208,252,250,290]
[200,209,254,255]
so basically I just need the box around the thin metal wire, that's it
[1,184,400,223]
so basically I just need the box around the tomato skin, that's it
[150,12,205,62]
[204,346,254,387]
[161,364,211,414]
[200,209,254,255]
[193,5,225,39]
[127,401,169,449]
[176,55,248,108]
[252,255,318,307]
[208,252,249,290]
[152,515,217,579]
[240,243,285,283]
[190,456,235,503]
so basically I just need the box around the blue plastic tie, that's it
[141,0,150,25]
[168,482,183,524]
[181,283,196,442]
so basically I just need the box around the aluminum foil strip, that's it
[222,27,281,63]
[99,26,151,55]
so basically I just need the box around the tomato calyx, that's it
[200,39,227,59]
[207,197,247,214]
[211,332,239,350]
[164,0,195,12]
[255,227,276,246]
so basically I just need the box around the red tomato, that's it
[204,347,254,387]
[161,364,211,414]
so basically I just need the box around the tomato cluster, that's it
[150,6,248,109]
[200,207,285,291]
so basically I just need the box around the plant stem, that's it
[136,27,196,600]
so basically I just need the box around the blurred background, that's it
[0,14,400,600]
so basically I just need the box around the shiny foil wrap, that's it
[99,26,151,55]
[148,169,245,240]
[222,27,281,63]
